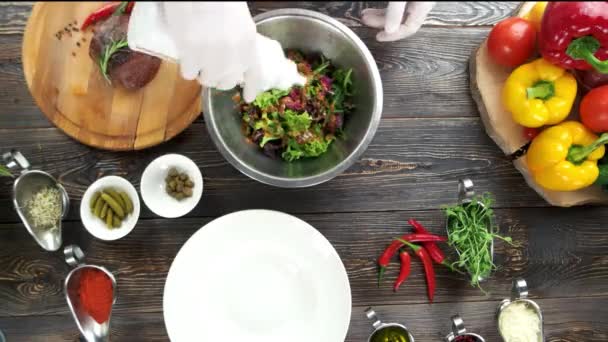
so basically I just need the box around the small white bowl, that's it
[140,154,203,218]
[80,176,141,241]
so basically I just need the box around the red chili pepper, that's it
[377,240,399,286]
[408,219,463,274]
[400,233,447,243]
[398,238,436,303]
[539,2,608,73]
[377,232,446,285]
[81,1,135,31]
[408,219,446,264]
[393,249,411,292]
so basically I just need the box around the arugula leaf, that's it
[305,82,320,98]
[329,68,353,112]
[333,68,353,96]
[313,60,331,75]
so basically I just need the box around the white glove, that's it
[127,2,305,102]
[361,2,435,42]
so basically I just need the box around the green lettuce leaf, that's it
[281,137,334,162]
[253,89,289,109]
[283,110,312,133]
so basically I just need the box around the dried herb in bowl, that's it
[444,193,513,291]
[26,186,62,232]
[236,50,355,162]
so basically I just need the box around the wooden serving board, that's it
[470,1,608,207]
[22,2,202,151]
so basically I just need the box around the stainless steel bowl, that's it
[203,8,383,187]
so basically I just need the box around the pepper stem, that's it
[567,36,608,74]
[114,1,129,16]
[567,133,608,164]
[396,238,421,253]
[526,80,555,100]
[377,267,385,288]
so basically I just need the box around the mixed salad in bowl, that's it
[236,50,354,162]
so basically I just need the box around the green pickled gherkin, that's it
[106,189,126,209]
[93,195,104,218]
[106,209,113,228]
[90,192,101,210]
[112,216,121,228]
[119,191,133,214]
[100,202,109,219]
[101,192,125,218]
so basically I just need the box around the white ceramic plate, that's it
[140,154,203,218]
[80,176,140,241]
[163,210,351,342]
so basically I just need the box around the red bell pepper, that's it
[539,2,608,73]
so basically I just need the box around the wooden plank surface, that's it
[0,118,550,223]
[0,2,607,342]
[1,208,607,317]
[1,297,606,342]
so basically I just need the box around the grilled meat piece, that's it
[89,14,161,90]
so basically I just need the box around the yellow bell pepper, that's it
[523,2,548,32]
[527,121,608,191]
[503,58,577,128]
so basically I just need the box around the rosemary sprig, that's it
[444,193,513,291]
[99,39,129,82]
[0,165,12,177]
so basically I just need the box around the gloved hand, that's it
[127,2,305,102]
[361,1,435,42]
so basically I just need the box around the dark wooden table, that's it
[1,2,607,341]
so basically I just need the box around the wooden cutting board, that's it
[470,1,608,207]
[22,2,202,151]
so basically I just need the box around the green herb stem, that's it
[99,39,129,82]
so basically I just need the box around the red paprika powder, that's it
[78,268,114,324]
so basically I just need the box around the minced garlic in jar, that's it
[499,301,542,342]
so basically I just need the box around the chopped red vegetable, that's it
[81,1,134,31]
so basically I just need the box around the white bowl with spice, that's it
[80,176,140,241]
[140,154,203,219]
